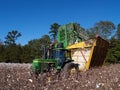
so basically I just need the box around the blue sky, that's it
[0,0,120,45]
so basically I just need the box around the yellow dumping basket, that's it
[67,36,109,71]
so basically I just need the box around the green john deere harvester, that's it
[31,23,109,75]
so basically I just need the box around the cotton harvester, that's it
[31,23,109,75]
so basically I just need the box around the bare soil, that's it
[0,63,120,90]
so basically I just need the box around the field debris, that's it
[0,63,120,90]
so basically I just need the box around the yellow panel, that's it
[85,41,96,70]
[67,40,93,49]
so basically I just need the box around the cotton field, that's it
[0,63,120,90]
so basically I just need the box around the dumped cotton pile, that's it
[0,63,120,90]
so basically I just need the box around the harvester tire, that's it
[63,62,78,76]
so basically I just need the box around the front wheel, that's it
[63,62,79,77]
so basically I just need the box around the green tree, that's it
[0,30,22,63]
[106,38,120,63]
[88,21,115,39]
[0,44,23,63]
[0,39,4,62]
[0,39,3,47]
[49,23,60,41]
[20,45,33,63]
[40,35,51,46]
[116,24,120,40]
[27,35,51,59]
[4,30,21,45]
[0,46,4,62]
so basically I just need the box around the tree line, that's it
[0,21,120,64]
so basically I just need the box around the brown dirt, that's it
[0,63,120,90]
